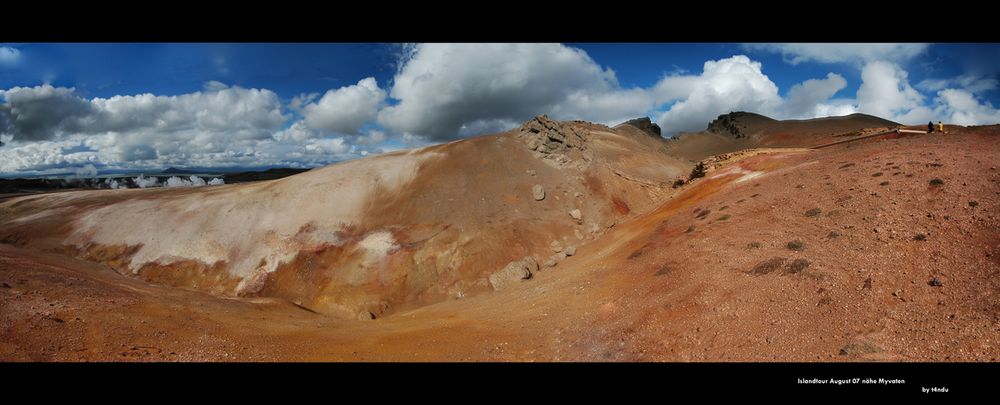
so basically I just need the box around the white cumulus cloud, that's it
[0,46,21,66]
[856,61,926,122]
[299,77,386,134]
[744,43,929,65]
[377,43,632,140]
[655,55,782,133]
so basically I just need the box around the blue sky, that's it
[1,43,998,175]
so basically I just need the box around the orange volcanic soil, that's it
[1,120,999,361]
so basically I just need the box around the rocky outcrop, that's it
[517,115,593,169]
[619,117,661,137]
[488,257,536,291]
[518,115,588,153]
[707,112,755,138]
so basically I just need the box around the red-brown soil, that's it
[1,120,998,361]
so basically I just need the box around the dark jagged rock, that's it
[620,117,661,137]
[706,111,763,139]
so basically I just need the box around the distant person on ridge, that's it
[928,121,934,133]
[938,121,945,133]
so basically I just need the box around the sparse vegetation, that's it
[827,230,842,239]
[914,233,927,241]
[930,178,944,186]
[672,178,686,188]
[839,341,881,356]
[717,214,731,221]
[969,200,979,207]
[786,240,805,251]
[750,257,787,275]
[696,209,711,219]
[747,241,763,249]
[804,208,821,217]
[784,259,811,274]
[688,162,706,180]
[685,225,696,233]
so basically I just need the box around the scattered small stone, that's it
[786,240,805,251]
[914,233,927,241]
[969,200,979,207]
[872,172,883,177]
[804,208,822,217]
[879,181,890,186]
[862,277,872,289]
[928,277,943,287]
[1,282,10,289]
[526,169,536,177]
[569,209,583,221]
[717,214,731,221]
[549,240,563,252]
[564,246,576,256]
[532,184,545,201]
[747,241,763,249]
[685,225,696,233]
[827,230,842,239]
[655,266,671,276]
[929,178,944,186]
